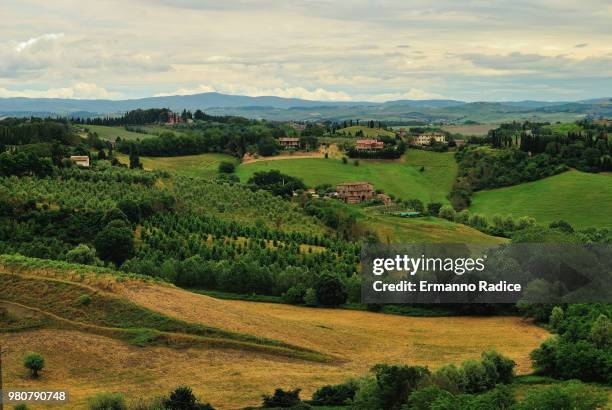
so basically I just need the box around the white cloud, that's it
[15,33,64,52]
[0,82,119,99]
[0,1,610,101]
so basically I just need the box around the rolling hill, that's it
[1,255,548,409]
[1,92,611,123]
[470,170,612,229]
[236,150,458,204]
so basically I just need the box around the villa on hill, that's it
[415,132,446,145]
[278,137,300,149]
[336,182,374,204]
[356,139,384,151]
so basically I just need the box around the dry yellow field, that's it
[2,281,549,409]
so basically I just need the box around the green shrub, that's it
[218,161,235,174]
[404,385,452,410]
[78,293,92,306]
[23,352,44,378]
[311,379,358,405]
[430,364,464,394]
[516,380,607,410]
[314,274,347,307]
[87,392,127,410]
[261,388,301,407]
[438,205,455,221]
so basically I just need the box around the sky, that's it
[0,0,611,102]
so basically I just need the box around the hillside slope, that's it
[470,170,612,229]
[236,150,457,204]
[1,258,548,409]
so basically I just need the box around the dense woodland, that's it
[449,120,611,210]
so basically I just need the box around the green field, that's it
[336,125,396,138]
[361,212,508,244]
[236,150,458,204]
[470,170,612,229]
[82,125,157,141]
[115,152,238,178]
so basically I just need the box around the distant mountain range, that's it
[0,92,611,123]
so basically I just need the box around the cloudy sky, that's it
[1,0,611,101]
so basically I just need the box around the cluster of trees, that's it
[262,351,606,409]
[87,385,214,410]
[487,121,611,173]
[116,122,292,158]
[120,210,360,305]
[0,117,77,146]
[449,146,567,210]
[530,304,612,384]
[247,170,306,197]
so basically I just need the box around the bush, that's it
[303,288,317,307]
[314,274,347,307]
[87,392,127,410]
[78,293,92,306]
[371,364,430,409]
[164,386,208,410]
[65,244,103,266]
[94,222,134,266]
[23,352,44,378]
[461,359,493,393]
[549,306,564,331]
[282,284,307,304]
[438,205,456,221]
[480,351,515,384]
[426,202,442,216]
[311,380,358,405]
[549,219,574,233]
[262,388,301,408]
[516,380,607,410]
[430,364,464,394]
[218,161,235,174]
[405,385,452,410]
[117,199,141,223]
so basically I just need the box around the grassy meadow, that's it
[360,211,508,244]
[82,125,156,141]
[236,150,458,204]
[470,170,612,228]
[115,152,238,179]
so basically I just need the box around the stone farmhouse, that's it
[355,139,384,151]
[278,137,300,149]
[70,155,90,167]
[414,132,446,145]
[336,182,374,204]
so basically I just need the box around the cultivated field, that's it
[115,152,238,179]
[1,263,548,409]
[236,150,458,204]
[441,123,498,136]
[81,125,157,141]
[470,170,612,228]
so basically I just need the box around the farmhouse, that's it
[415,132,446,145]
[337,181,374,204]
[70,155,90,167]
[396,128,407,138]
[356,139,384,151]
[278,137,300,149]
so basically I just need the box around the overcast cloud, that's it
[0,0,610,101]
